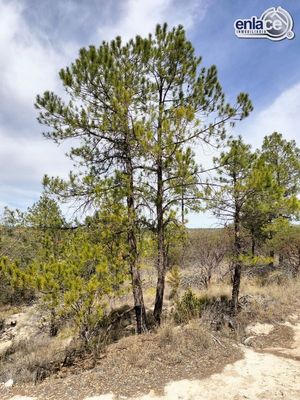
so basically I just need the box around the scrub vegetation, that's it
[0,23,299,397]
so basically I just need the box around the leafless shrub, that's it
[182,229,232,288]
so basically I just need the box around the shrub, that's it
[184,321,212,350]
[0,336,64,384]
[167,266,182,301]
[158,323,175,347]
[173,289,207,323]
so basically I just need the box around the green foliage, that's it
[208,133,300,256]
[34,23,252,323]
[1,227,127,340]
[239,254,274,267]
[0,207,35,264]
[261,132,300,197]
[268,223,300,276]
[0,208,37,304]
[207,137,259,313]
[208,136,256,225]
[173,289,205,323]
[242,132,300,250]
[167,266,182,301]
[26,194,65,229]
[0,198,129,340]
[31,229,126,339]
[0,257,35,305]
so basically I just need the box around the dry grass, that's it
[241,277,300,304]
[3,320,239,400]
[223,276,300,342]
[194,282,232,301]
[158,322,175,347]
[57,324,77,340]
[143,286,157,309]
[244,324,294,350]
[0,335,69,384]
[172,275,300,342]
[157,320,213,361]
[1,271,299,398]
[239,276,300,321]
[183,321,212,350]
[181,275,300,325]
[0,305,23,319]
[126,338,147,368]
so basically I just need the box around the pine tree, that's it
[36,36,151,332]
[207,137,256,315]
[35,23,252,327]
[139,24,252,324]
[242,132,300,262]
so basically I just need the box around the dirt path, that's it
[86,321,300,400]
[132,346,300,400]
[3,320,300,400]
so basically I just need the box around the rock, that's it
[4,378,14,388]
[0,340,12,355]
[245,322,274,336]
[243,336,256,346]
[84,395,114,400]
[9,397,36,400]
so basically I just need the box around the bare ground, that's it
[0,322,241,399]
[1,314,300,400]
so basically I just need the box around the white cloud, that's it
[98,0,208,42]
[0,0,209,213]
[0,1,75,210]
[239,81,300,149]
[0,128,72,186]
[0,1,66,108]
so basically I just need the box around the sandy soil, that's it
[0,305,42,356]
[85,321,300,400]
[2,319,300,400]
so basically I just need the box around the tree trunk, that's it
[181,190,185,225]
[268,230,274,268]
[153,268,165,325]
[125,137,147,333]
[153,87,167,326]
[127,217,147,333]
[231,203,242,316]
[153,155,165,325]
[269,249,275,268]
[153,219,165,325]
[251,234,255,258]
[293,247,300,277]
[49,308,58,337]
[231,262,242,316]
[130,258,147,333]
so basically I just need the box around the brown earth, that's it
[1,314,300,400]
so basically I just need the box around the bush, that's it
[158,323,175,347]
[184,321,212,350]
[0,270,36,306]
[0,336,64,384]
[167,266,182,301]
[173,289,207,324]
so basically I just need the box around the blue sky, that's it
[0,0,299,227]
